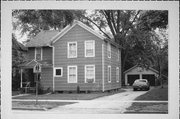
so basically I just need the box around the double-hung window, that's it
[54,67,63,77]
[108,65,111,82]
[116,67,119,82]
[35,47,42,60]
[85,40,95,57]
[68,66,77,83]
[85,65,95,83]
[68,42,77,58]
[107,43,111,58]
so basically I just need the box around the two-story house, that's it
[20,20,122,92]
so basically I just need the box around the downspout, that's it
[20,68,23,88]
[49,44,55,92]
[52,46,55,92]
[102,43,105,92]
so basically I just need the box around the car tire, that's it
[133,88,137,91]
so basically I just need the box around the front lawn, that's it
[125,102,168,113]
[125,85,168,113]
[13,89,125,100]
[134,85,168,101]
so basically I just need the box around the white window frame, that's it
[67,65,77,83]
[35,47,43,60]
[85,65,95,83]
[107,43,111,58]
[116,67,119,82]
[67,42,77,58]
[54,67,63,77]
[108,65,111,83]
[85,40,95,57]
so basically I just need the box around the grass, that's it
[125,85,168,113]
[13,89,125,100]
[12,101,76,110]
[134,85,168,101]
[125,102,168,113]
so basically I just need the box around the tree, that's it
[13,10,85,38]
[151,29,168,87]
[12,34,27,90]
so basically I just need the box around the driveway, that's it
[48,89,149,114]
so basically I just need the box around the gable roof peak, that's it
[51,20,106,44]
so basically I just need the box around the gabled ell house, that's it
[20,20,122,92]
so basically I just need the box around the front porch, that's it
[19,59,53,93]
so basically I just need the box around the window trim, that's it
[107,43,111,58]
[67,65,77,83]
[85,65,95,83]
[108,65,111,83]
[54,67,63,77]
[85,40,95,57]
[35,47,42,60]
[116,67,119,82]
[67,42,77,58]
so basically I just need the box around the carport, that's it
[124,65,159,86]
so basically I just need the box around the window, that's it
[35,47,42,60]
[85,65,95,83]
[107,43,111,58]
[85,40,95,57]
[116,67,119,82]
[68,42,77,58]
[68,66,77,83]
[54,67,63,77]
[108,65,111,82]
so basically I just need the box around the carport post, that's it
[140,74,142,79]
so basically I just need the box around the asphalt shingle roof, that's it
[26,30,59,47]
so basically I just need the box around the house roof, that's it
[124,65,159,74]
[26,30,59,47]
[25,20,122,49]
[51,20,106,44]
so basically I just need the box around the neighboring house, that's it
[124,65,159,86]
[20,20,122,92]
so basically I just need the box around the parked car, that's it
[132,79,150,91]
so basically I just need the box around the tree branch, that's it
[116,10,120,33]
[81,15,111,39]
[103,10,116,37]
[110,10,118,33]
[122,10,141,37]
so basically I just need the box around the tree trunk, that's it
[121,50,128,86]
